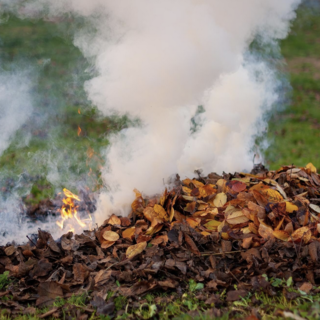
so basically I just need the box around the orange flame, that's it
[77,126,82,136]
[78,109,81,114]
[56,188,92,233]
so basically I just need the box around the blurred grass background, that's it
[0,2,319,204]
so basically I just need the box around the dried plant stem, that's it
[201,250,243,256]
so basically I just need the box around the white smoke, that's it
[0,0,301,228]
[0,70,33,155]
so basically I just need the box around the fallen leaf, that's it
[126,241,147,259]
[273,230,289,241]
[102,231,119,242]
[122,227,136,241]
[258,223,274,240]
[306,163,317,173]
[290,226,312,244]
[213,193,227,207]
[226,211,249,225]
[108,214,121,225]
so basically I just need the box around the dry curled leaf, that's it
[226,211,249,225]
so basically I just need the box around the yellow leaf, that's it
[201,231,211,236]
[213,193,227,208]
[145,224,163,235]
[122,227,136,241]
[306,163,317,173]
[126,242,147,259]
[221,232,229,240]
[204,219,221,230]
[286,202,298,213]
[182,178,193,186]
[226,211,249,225]
[273,230,289,241]
[192,179,204,188]
[102,231,119,242]
[182,187,192,195]
[154,204,169,221]
[264,189,283,203]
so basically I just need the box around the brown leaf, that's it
[299,282,313,294]
[184,233,200,256]
[242,237,252,249]
[73,263,89,283]
[38,282,63,299]
[120,217,131,227]
[122,280,157,297]
[258,222,274,240]
[226,290,248,302]
[126,241,147,259]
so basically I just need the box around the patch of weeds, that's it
[0,271,11,290]
[188,279,204,292]
[114,295,127,311]
[54,296,66,307]
[67,293,88,306]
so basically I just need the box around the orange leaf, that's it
[126,242,147,259]
[198,184,216,198]
[101,240,115,249]
[122,227,136,241]
[273,230,289,241]
[186,217,200,228]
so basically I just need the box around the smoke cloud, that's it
[0,1,301,229]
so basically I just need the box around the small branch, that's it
[201,250,243,256]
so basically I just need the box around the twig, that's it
[227,270,240,284]
[26,235,37,247]
[201,250,243,256]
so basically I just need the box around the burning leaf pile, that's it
[2,163,320,318]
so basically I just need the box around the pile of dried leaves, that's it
[2,163,320,319]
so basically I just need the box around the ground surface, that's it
[1,2,320,320]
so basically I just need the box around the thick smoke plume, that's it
[0,1,301,230]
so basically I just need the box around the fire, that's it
[56,188,93,233]
[77,125,82,136]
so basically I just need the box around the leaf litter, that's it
[1,163,320,318]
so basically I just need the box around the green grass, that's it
[266,6,320,170]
